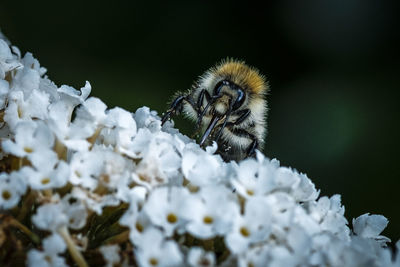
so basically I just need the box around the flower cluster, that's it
[0,34,399,267]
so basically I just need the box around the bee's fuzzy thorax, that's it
[206,59,268,95]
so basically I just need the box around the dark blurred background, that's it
[1,0,399,241]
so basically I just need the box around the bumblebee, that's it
[161,59,269,162]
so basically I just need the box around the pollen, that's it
[203,216,214,224]
[24,147,33,153]
[239,226,250,237]
[2,190,11,200]
[135,222,144,232]
[41,177,51,185]
[45,255,52,263]
[246,189,254,196]
[167,213,178,224]
[17,107,23,118]
[149,257,159,266]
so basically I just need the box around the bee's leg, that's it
[196,89,206,111]
[246,138,258,158]
[195,90,213,129]
[161,95,197,126]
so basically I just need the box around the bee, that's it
[161,59,269,162]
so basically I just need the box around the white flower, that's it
[2,121,55,166]
[0,39,22,79]
[57,81,91,108]
[47,100,91,151]
[100,245,120,267]
[286,225,312,264]
[238,246,269,267]
[119,186,150,245]
[379,240,400,267]
[133,106,161,133]
[185,185,240,239]
[77,97,108,123]
[3,89,50,130]
[20,157,69,190]
[182,143,227,187]
[318,195,350,240]
[69,149,102,190]
[20,52,45,77]
[97,146,134,190]
[0,171,27,209]
[290,171,319,202]
[262,192,297,241]
[71,97,107,142]
[70,187,120,215]
[61,194,88,230]
[121,208,152,246]
[39,76,59,102]
[100,107,137,152]
[132,129,183,188]
[27,233,67,267]
[45,82,92,151]
[225,196,272,254]
[12,60,41,97]
[266,245,297,267]
[353,213,390,244]
[143,186,194,236]
[0,79,9,109]
[187,247,216,267]
[135,227,183,267]
[69,145,134,191]
[32,203,69,232]
[231,157,280,198]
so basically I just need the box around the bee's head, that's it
[211,80,246,116]
[200,59,267,116]
[198,59,268,146]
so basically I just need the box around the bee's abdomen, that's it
[212,126,262,162]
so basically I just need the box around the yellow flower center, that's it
[246,189,254,196]
[135,222,144,233]
[17,107,23,118]
[2,190,11,200]
[240,226,250,237]
[24,147,33,153]
[149,257,158,266]
[167,213,178,224]
[203,216,214,224]
[41,178,51,185]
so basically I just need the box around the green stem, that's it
[58,226,88,267]
[17,190,37,222]
[9,217,40,245]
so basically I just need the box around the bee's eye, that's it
[214,80,229,96]
[232,88,245,110]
